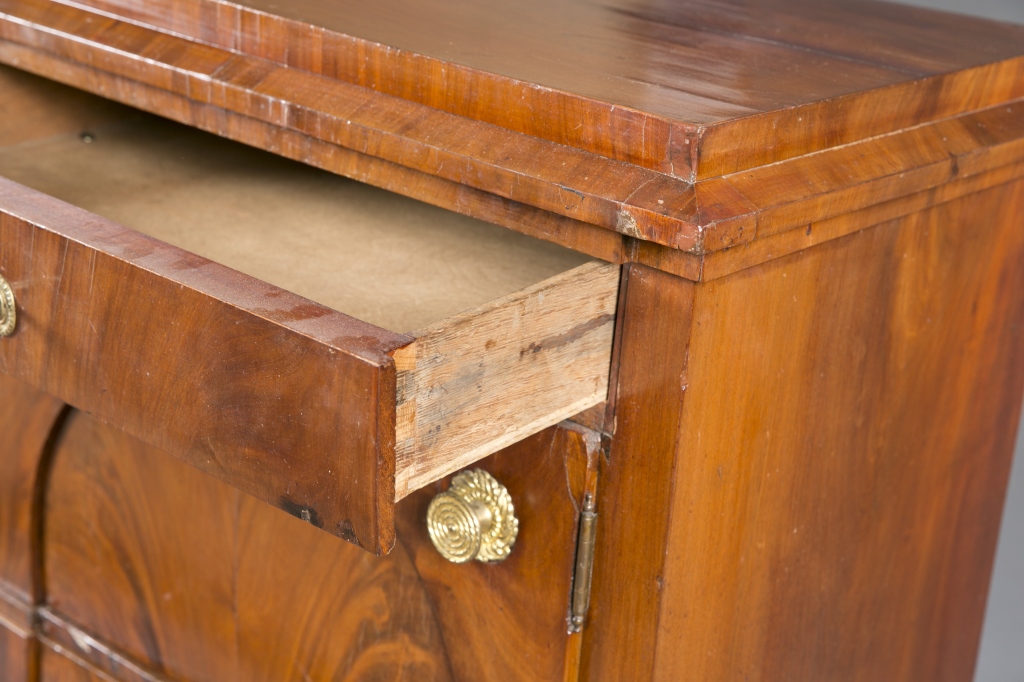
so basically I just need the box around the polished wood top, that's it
[239,0,1024,117]
[0,0,1023,269]
[71,0,1024,179]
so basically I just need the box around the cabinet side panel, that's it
[656,181,1024,680]
[579,264,697,681]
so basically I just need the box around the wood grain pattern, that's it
[652,181,1024,680]
[0,373,65,601]
[40,612,163,682]
[0,178,408,553]
[583,179,1024,680]
[0,577,36,682]
[43,410,453,682]
[394,262,618,498]
[701,100,1024,250]
[0,583,33,635]
[397,422,601,682]
[0,4,1022,681]
[1,621,34,682]
[0,70,618,549]
[64,0,1024,177]
[40,643,121,682]
[0,58,636,274]
[580,264,697,681]
[0,1,1021,257]
[41,410,594,681]
[702,159,1024,281]
[0,0,701,250]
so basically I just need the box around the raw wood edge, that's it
[393,261,620,500]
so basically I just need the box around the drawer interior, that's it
[0,65,619,508]
[0,70,590,335]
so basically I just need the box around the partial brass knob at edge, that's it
[427,469,518,564]
[0,274,15,337]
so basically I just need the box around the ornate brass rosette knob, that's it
[426,469,518,564]
[0,274,15,337]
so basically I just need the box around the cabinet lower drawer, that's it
[0,66,619,553]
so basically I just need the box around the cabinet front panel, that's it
[0,374,65,599]
[40,411,595,681]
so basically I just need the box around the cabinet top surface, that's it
[235,0,1024,126]
[49,0,1024,180]
[2,0,1024,268]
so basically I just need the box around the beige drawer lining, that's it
[0,67,591,333]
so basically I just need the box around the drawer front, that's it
[0,64,619,559]
[37,411,597,682]
[0,178,409,554]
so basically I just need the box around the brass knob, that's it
[0,274,15,337]
[427,469,518,564]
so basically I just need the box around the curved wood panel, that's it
[0,373,65,600]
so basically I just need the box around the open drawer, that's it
[0,66,619,554]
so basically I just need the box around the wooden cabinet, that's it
[0,0,1022,680]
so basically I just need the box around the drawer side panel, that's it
[394,261,619,498]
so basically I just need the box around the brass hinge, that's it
[569,492,598,633]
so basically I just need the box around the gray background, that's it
[886,1,1024,678]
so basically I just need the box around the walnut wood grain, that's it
[1,1,1021,257]
[42,410,453,682]
[0,67,621,547]
[702,159,1024,281]
[0,583,33,635]
[650,180,1024,682]
[39,612,162,682]
[40,642,128,682]
[0,178,409,554]
[0,374,65,602]
[41,410,594,681]
[579,264,697,681]
[0,621,34,682]
[58,0,1024,177]
[0,0,700,250]
[0,577,36,681]
[396,422,600,682]
[0,58,637,275]
[581,181,1024,681]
